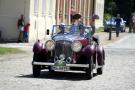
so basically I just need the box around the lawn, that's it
[96,27,104,33]
[0,47,23,55]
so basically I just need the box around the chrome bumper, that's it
[32,61,89,68]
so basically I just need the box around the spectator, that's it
[70,6,77,23]
[131,13,135,33]
[129,14,133,33]
[23,22,30,42]
[17,14,25,42]
[132,14,135,33]
[129,13,135,33]
[115,14,122,37]
[91,14,99,35]
[91,14,100,44]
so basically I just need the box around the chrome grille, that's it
[55,40,72,59]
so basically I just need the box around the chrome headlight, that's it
[45,40,55,51]
[71,41,82,52]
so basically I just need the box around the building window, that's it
[34,0,39,16]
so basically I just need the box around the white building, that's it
[0,0,104,42]
[95,0,105,28]
[0,0,56,42]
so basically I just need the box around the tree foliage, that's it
[104,0,117,20]
[104,0,135,25]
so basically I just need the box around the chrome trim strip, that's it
[32,62,89,68]
[32,62,54,66]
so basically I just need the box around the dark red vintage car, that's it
[32,24,105,79]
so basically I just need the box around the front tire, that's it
[86,56,93,79]
[33,65,41,77]
[97,67,103,75]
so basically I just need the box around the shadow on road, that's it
[16,71,98,81]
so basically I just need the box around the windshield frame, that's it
[52,25,92,38]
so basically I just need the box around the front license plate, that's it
[52,66,69,71]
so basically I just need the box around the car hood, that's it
[53,34,85,42]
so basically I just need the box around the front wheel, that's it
[85,56,93,79]
[33,65,41,77]
[97,67,103,75]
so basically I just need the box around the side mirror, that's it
[46,29,49,35]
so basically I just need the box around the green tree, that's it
[104,0,117,20]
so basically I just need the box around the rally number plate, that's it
[52,66,69,71]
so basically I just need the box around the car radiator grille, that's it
[55,40,72,59]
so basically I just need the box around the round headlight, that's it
[71,41,82,52]
[45,40,55,51]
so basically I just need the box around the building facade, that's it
[0,0,104,42]
[0,0,56,42]
[55,0,94,25]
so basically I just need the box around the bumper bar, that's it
[32,61,89,68]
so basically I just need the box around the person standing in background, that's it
[17,14,25,42]
[90,14,100,44]
[90,14,99,35]
[23,22,30,42]
[70,6,77,24]
[129,13,135,33]
[115,14,122,37]
[132,13,135,33]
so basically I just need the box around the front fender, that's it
[82,45,96,56]
[33,40,43,54]
[97,46,105,65]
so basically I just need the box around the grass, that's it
[96,27,104,33]
[0,47,23,55]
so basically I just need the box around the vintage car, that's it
[104,17,126,32]
[32,24,105,79]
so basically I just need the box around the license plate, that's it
[52,66,69,71]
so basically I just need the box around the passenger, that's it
[84,26,92,38]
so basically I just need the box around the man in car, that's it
[58,23,65,34]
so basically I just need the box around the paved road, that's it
[0,33,135,90]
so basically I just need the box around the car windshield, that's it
[52,25,92,38]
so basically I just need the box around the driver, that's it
[58,23,65,34]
